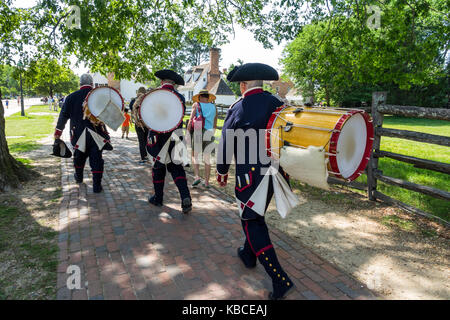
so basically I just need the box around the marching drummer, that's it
[146,69,192,214]
[54,74,112,193]
[216,63,295,300]
[129,87,149,164]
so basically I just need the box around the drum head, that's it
[86,87,124,117]
[139,89,183,132]
[336,113,367,179]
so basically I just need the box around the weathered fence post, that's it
[367,92,387,201]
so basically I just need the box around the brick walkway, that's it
[56,130,376,300]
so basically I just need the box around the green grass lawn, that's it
[5,105,58,154]
[355,115,450,222]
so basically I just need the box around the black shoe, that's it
[74,172,83,183]
[237,247,257,269]
[148,195,163,207]
[93,184,103,193]
[181,198,192,214]
[268,281,295,300]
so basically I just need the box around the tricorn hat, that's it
[51,139,72,158]
[228,63,279,82]
[192,89,216,103]
[226,66,240,82]
[155,69,185,86]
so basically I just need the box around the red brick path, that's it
[56,132,376,300]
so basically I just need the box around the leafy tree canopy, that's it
[27,0,273,82]
[0,65,20,98]
[224,59,244,96]
[23,58,79,97]
[282,0,449,107]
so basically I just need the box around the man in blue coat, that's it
[147,69,192,214]
[217,63,294,300]
[54,74,112,193]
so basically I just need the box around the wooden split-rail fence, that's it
[185,94,450,226]
[332,92,449,226]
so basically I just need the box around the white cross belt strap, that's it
[153,136,171,164]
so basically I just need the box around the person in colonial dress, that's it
[54,74,112,193]
[146,69,192,214]
[217,63,296,300]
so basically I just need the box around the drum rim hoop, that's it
[265,105,286,158]
[84,86,125,113]
[138,88,184,133]
[328,110,374,181]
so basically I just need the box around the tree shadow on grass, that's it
[0,162,61,300]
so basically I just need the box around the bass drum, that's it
[83,86,125,131]
[266,106,374,181]
[137,88,184,133]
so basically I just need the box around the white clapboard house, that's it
[178,48,236,106]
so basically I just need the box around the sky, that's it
[217,26,286,73]
[13,0,286,76]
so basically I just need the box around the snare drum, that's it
[266,106,374,181]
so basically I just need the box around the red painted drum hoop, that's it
[265,106,286,157]
[328,110,374,181]
[138,88,184,133]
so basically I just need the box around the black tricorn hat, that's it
[51,139,72,158]
[155,69,185,86]
[226,66,240,82]
[228,63,279,82]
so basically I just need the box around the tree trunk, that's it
[325,85,330,106]
[0,87,34,192]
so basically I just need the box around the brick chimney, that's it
[207,48,221,90]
